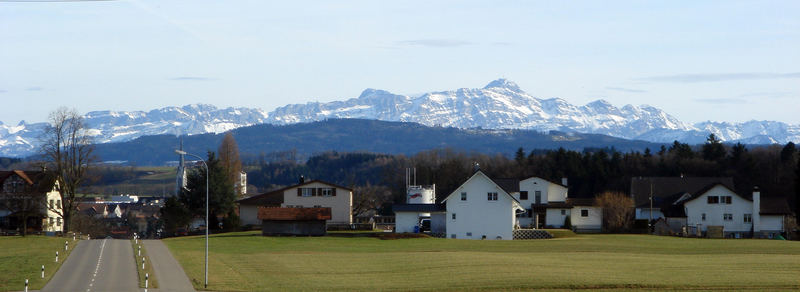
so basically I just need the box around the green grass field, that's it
[0,236,79,291]
[163,231,800,291]
[132,239,158,289]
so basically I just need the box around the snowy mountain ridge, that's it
[1,79,798,157]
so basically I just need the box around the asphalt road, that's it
[142,240,196,292]
[42,238,139,292]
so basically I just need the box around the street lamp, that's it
[175,149,209,289]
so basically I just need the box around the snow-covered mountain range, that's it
[1,79,798,157]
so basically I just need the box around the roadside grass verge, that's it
[164,231,800,291]
[132,238,158,289]
[0,235,79,292]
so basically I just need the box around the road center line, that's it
[86,239,107,292]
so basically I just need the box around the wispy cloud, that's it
[642,72,800,83]
[26,86,43,91]
[0,89,6,93]
[694,98,747,104]
[396,39,473,48]
[738,91,795,99]
[170,76,214,81]
[605,87,647,93]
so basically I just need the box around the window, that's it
[49,217,54,225]
[487,192,498,201]
[451,213,456,220]
[581,209,589,217]
[321,188,335,197]
[701,213,706,221]
[466,232,472,237]
[57,217,61,226]
[561,209,566,215]
[300,188,313,197]
[743,214,752,223]
[723,213,733,221]
[519,191,528,200]
[723,196,732,204]
[535,191,542,204]
[707,196,719,204]
[450,234,456,239]
[57,200,61,209]
[49,200,54,209]
[460,192,467,201]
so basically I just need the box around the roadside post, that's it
[145,273,149,292]
[55,251,59,263]
[138,245,141,256]
[65,240,68,251]
[41,265,44,279]
[142,257,145,270]
[24,279,28,292]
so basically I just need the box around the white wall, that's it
[45,188,63,232]
[684,185,753,233]
[571,206,601,231]
[281,182,353,224]
[446,172,518,240]
[239,205,260,226]
[759,215,783,232]
[545,208,569,228]
[517,177,567,204]
[395,212,420,233]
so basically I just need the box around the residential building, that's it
[0,170,63,233]
[237,178,353,226]
[629,176,735,221]
[441,170,524,240]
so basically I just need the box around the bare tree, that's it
[595,191,634,233]
[218,132,243,197]
[352,183,392,218]
[40,107,95,232]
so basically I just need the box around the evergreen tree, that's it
[180,152,238,230]
[702,134,726,161]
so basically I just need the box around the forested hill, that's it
[92,119,664,165]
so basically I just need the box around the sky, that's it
[1,0,798,126]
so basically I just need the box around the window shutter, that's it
[332,188,337,196]
[297,188,302,196]
[313,188,318,196]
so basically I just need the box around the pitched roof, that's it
[490,178,520,194]
[760,197,792,215]
[0,170,57,194]
[441,170,522,208]
[629,177,735,208]
[237,178,352,206]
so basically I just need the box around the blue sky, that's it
[1,1,798,125]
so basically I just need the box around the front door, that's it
[536,213,546,229]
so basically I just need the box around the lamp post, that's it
[174,149,209,289]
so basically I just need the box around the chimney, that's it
[299,175,305,184]
[561,177,568,186]
[752,186,761,235]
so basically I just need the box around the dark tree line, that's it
[246,137,799,215]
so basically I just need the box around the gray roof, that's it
[630,177,735,208]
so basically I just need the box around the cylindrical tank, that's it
[407,186,435,204]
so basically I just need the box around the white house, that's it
[629,176,735,221]
[514,177,569,228]
[238,178,353,226]
[680,184,791,238]
[441,170,524,240]
[0,170,63,233]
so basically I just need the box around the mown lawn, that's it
[164,231,800,291]
[0,235,78,291]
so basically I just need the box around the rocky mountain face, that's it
[1,79,798,157]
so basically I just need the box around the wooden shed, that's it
[257,207,332,236]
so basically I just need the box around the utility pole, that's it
[649,182,654,233]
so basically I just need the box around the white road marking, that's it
[86,239,107,292]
